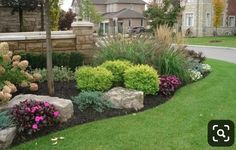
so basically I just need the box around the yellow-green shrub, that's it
[124,65,160,95]
[100,60,133,85]
[75,66,114,91]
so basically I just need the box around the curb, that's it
[187,45,236,50]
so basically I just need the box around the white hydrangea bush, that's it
[0,42,42,103]
[189,69,203,81]
[201,64,212,73]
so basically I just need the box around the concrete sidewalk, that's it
[187,45,236,64]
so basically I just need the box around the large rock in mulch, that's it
[2,94,74,122]
[104,87,144,111]
[0,127,16,150]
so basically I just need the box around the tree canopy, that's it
[145,0,183,29]
[212,0,224,34]
[79,0,103,24]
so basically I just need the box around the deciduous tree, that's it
[145,0,183,29]
[50,0,61,31]
[59,9,76,30]
[44,0,54,95]
[79,0,102,24]
[212,0,225,36]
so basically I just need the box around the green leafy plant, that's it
[72,91,112,112]
[124,65,160,95]
[0,111,15,130]
[75,66,114,91]
[153,49,190,83]
[31,66,74,82]
[100,60,133,85]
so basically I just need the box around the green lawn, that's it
[186,36,236,48]
[11,59,236,150]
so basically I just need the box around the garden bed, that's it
[12,81,171,146]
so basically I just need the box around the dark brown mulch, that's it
[11,81,172,146]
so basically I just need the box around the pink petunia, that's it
[35,116,44,122]
[32,124,38,129]
[44,102,50,107]
[31,107,37,113]
[53,111,60,118]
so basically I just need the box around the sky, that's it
[61,0,151,11]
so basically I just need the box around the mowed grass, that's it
[186,36,236,48]
[10,59,236,150]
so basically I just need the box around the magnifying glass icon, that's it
[217,129,226,138]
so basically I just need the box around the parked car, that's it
[128,26,146,33]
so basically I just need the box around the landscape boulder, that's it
[0,127,16,150]
[1,94,74,122]
[104,87,144,110]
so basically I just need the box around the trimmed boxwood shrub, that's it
[19,52,84,70]
[75,66,114,91]
[124,65,160,95]
[100,60,132,85]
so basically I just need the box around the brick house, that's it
[156,0,236,37]
[0,5,42,33]
[72,0,147,34]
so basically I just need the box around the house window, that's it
[228,16,235,27]
[206,13,211,27]
[129,19,132,27]
[186,13,194,27]
[141,19,144,26]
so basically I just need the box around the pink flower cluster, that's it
[11,100,60,134]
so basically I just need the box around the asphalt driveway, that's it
[187,45,236,64]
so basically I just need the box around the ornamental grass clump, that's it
[124,65,160,95]
[11,100,60,134]
[100,60,133,85]
[159,75,182,96]
[75,66,114,91]
[94,34,156,65]
[0,42,42,103]
[153,49,190,83]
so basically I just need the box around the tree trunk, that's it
[44,0,55,96]
[19,8,23,32]
[40,0,45,31]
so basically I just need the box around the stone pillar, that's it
[72,21,95,64]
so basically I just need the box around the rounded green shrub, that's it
[100,60,133,85]
[75,66,114,91]
[124,65,160,95]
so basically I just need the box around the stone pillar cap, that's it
[72,21,94,27]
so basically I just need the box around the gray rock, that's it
[2,94,74,122]
[0,127,16,150]
[104,87,144,111]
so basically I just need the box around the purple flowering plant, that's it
[159,75,182,96]
[11,100,60,134]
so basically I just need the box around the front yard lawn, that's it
[10,59,236,150]
[186,36,236,48]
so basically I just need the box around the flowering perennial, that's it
[11,100,60,134]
